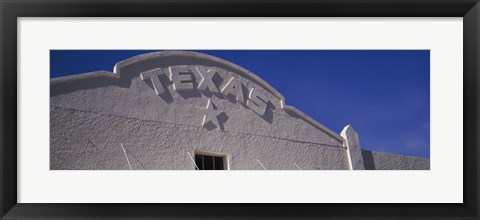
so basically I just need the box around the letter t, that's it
[140,69,165,95]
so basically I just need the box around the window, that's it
[195,153,225,170]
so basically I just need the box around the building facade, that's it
[50,51,429,170]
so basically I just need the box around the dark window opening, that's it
[195,153,225,170]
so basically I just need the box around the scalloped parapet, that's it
[51,51,343,143]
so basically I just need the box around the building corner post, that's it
[341,125,365,170]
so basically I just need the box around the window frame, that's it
[193,150,229,170]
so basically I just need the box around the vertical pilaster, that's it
[341,125,365,170]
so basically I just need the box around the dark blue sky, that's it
[51,50,430,158]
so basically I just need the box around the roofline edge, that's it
[50,51,344,143]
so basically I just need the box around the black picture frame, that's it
[1,0,478,219]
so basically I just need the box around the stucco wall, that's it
[50,52,349,170]
[50,105,349,170]
[361,150,430,170]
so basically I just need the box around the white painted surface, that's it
[341,125,365,170]
[50,51,349,170]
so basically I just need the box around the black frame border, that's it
[1,0,479,219]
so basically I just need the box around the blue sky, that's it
[50,50,430,158]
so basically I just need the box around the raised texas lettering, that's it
[220,76,245,103]
[168,66,194,91]
[193,67,220,93]
[140,69,166,95]
[142,66,274,118]
[246,88,268,116]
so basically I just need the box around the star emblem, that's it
[197,99,224,129]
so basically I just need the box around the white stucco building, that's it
[50,51,429,170]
